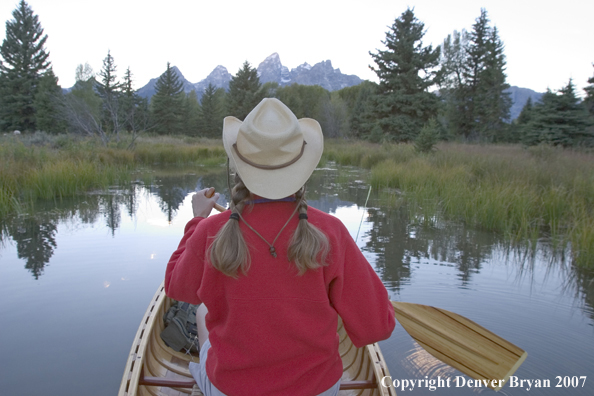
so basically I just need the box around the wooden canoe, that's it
[118,281,397,396]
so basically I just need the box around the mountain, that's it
[506,86,544,120]
[256,53,362,91]
[136,53,363,101]
[193,65,232,96]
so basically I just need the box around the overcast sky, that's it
[1,0,593,96]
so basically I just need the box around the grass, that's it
[325,139,594,268]
[0,133,227,217]
[3,133,593,267]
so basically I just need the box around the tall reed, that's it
[0,134,227,218]
[326,140,594,268]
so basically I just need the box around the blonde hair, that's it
[209,174,329,277]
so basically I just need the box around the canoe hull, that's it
[119,282,396,396]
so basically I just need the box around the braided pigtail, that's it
[288,186,330,275]
[209,174,251,277]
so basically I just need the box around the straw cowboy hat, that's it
[222,98,324,199]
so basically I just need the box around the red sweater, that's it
[165,201,395,396]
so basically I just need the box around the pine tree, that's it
[121,67,136,132]
[414,118,440,153]
[0,0,51,132]
[33,67,65,133]
[584,65,594,117]
[226,61,263,120]
[524,80,591,146]
[479,26,511,141]
[121,67,150,142]
[442,9,511,141]
[199,83,225,138]
[151,62,184,135]
[97,50,122,139]
[368,8,442,142]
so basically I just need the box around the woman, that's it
[165,98,395,396]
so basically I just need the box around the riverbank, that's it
[0,133,226,217]
[2,133,593,267]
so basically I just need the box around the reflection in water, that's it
[6,215,57,279]
[0,168,228,278]
[2,164,593,313]
[1,163,594,395]
[146,169,230,223]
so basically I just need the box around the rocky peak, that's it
[193,65,232,100]
[257,52,283,84]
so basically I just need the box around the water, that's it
[0,165,593,395]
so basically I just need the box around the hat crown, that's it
[236,98,303,166]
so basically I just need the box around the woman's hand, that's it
[192,188,220,218]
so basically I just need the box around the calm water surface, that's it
[0,165,593,395]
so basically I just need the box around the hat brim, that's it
[222,116,324,199]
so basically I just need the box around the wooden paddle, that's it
[392,301,527,390]
[205,187,527,390]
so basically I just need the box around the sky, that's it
[1,0,593,96]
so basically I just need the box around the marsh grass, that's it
[0,133,227,218]
[326,140,594,268]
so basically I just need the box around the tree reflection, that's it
[103,194,121,236]
[147,169,229,222]
[1,190,130,278]
[8,215,58,279]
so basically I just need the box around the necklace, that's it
[236,202,301,258]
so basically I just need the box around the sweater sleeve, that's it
[164,217,205,305]
[327,222,396,348]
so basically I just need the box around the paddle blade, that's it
[392,301,527,391]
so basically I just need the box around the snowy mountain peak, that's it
[137,53,363,100]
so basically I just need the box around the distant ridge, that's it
[136,53,362,101]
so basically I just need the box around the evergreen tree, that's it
[121,67,136,132]
[584,64,594,117]
[442,9,511,141]
[414,118,440,153]
[226,61,263,120]
[367,8,442,142]
[151,62,184,135]
[121,67,150,143]
[516,97,533,125]
[97,50,122,139]
[199,83,225,138]
[0,0,51,132]
[524,80,592,146]
[33,67,65,133]
[478,26,511,140]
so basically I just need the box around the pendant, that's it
[269,246,277,258]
